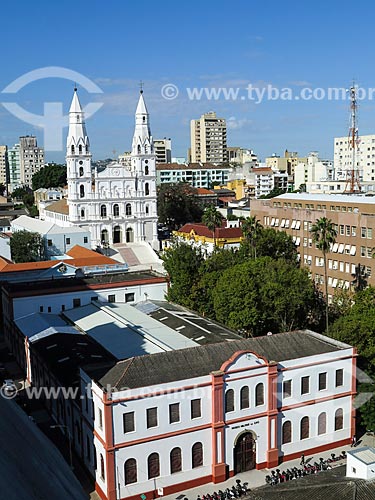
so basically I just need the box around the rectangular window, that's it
[301,376,310,395]
[339,225,344,235]
[73,298,81,308]
[108,294,116,303]
[84,236,88,244]
[283,380,292,398]
[368,228,373,239]
[146,407,158,428]
[47,306,51,313]
[66,237,71,245]
[125,293,135,303]
[336,369,344,387]
[47,239,53,246]
[123,412,135,433]
[352,226,357,237]
[361,227,367,238]
[169,403,180,423]
[61,304,65,311]
[98,408,103,429]
[39,306,44,313]
[318,372,327,391]
[191,399,201,419]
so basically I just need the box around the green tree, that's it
[250,227,299,264]
[241,216,263,258]
[31,163,67,190]
[157,183,203,230]
[11,186,32,201]
[202,205,223,248]
[212,257,315,336]
[310,217,337,333]
[161,240,204,308]
[258,186,286,199]
[10,230,45,263]
[0,183,6,196]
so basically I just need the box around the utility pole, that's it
[344,85,362,193]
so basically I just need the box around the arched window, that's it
[240,386,249,409]
[71,145,75,154]
[79,144,82,154]
[100,205,107,217]
[80,208,85,218]
[170,447,182,474]
[79,166,84,177]
[100,454,105,480]
[282,421,292,444]
[124,458,137,485]
[300,416,309,440]
[145,165,149,175]
[318,412,327,435]
[335,408,343,431]
[255,383,264,406]
[147,453,160,479]
[192,442,203,468]
[137,145,141,154]
[145,183,150,196]
[86,145,89,154]
[145,145,148,154]
[125,203,132,216]
[80,185,85,198]
[225,389,234,412]
[126,227,134,243]
[145,205,149,215]
[113,204,119,217]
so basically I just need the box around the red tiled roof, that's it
[177,221,243,239]
[45,198,69,215]
[196,188,215,195]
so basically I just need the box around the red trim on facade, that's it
[350,348,357,440]
[280,353,356,372]
[113,474,212,500]
[8,277,167,298]
[220,350,269,373]
[103,393,116,500]
[266,363,279,468]
[95,482,108,500]
[211,371,226,483]
[225,411,268,426]
[281,390,354,412]
[281,437,351,463]
[110,381,212,404]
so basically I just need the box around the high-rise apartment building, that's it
[19,135,45,188]
[190,112,227,163]
[0,146,8,188]
[154,138,172,164]
[8,144,21,193]
[334,134,375,183]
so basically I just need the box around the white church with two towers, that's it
[42,88,159,250]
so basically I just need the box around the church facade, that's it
[43,89,158,250]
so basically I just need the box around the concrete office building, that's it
[19,135,45,188]
[190,112,227,164]
[0,146,8,188]
[154,138,172,164]
[8,143,21,192]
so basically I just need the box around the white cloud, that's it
[227,116,253,130]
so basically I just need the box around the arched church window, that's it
[145,165,149,175]
[145,205,149,215]
[86,145,89,154]
[145,183,150,196]
[76,114,80,122]
[80,208,85,218]
[145,145,148,154]
[80,185,85,198]
[100,205,107,217]
[79,167,84,177]
[143,116,145,122]
[137,145,141,154]
[79,144,82,154]
[113,204,119,217]
[125,203,132,216]
[71,145,75,154]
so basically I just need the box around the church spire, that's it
[66,87,90,155]
[132,89,152,155]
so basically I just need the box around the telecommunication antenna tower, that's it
[344,85,362,193]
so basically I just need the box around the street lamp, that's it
[50,424,73,469]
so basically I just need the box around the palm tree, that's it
[202,206,223,248]
[310,217,337,333]
[241,216,263,258]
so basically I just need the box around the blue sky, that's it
[2,0,375,163]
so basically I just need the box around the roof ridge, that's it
[113,357,136,389]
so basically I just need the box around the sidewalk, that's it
[162,436,372,500]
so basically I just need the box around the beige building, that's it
[154,138,172,164]
[266,150,307,178]
[251,193,375,301]
[334,134,375,184]
[227,147,258,166]
[19,136,45,188]
[190,112,227,163]
[0,146,8,188]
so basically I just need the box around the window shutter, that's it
[125,458,137,484]
[169,403,180,423]
[255,383,264,406]
[148,453,160,479]
[192,442,203,468]
[301,376,310,395]
[225,389,234,412]
[283,380,292,398]
[336,369,343,387]
[335,408,343,430]
[123,412,135,433]
[319,373,327,391]
[147,407,158,428]
[300,416,309,440]
[282,421,292,444]
[170,447,182,474]
[318,412,326,435]
[191,399,201,419]
[240,386,249,409]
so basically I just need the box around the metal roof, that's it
[348,446,375,465]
